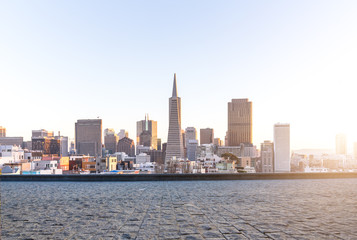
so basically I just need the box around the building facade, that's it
[32,137,60,155]
[336,133,347,155]
[104,128,119,154]
[165,74,184,163]
[200,128,214,145]
[75,119,102,157]
[227,99,252,146]
[136,115,158,149]
[0,137,23,147]
[261,140,274,173]
[187,139,198,161]
[117,137,135,157]
[274,123,290,172]
[185,127,197,146]
[32,129,54,138]
[55,136,69,156]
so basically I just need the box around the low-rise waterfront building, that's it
[136,153,150,164]
[0,145,25,168]
[217,146,241,157]
[96,156,117,172]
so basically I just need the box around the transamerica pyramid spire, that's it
[172,73,177,97]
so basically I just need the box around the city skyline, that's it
[1,1,357,152]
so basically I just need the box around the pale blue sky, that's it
[1,1,357,152]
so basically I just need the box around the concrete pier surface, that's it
[1,172,357,181]
[2,179,357,239]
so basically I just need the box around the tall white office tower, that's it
[274,123,290,172]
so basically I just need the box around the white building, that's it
[134,162,156,173]
[336,133,347,155]
[136,145,151,154]
[0,145,25,168]
[33,160,62,174]
[274,123,290,172]
[136,153,151,164]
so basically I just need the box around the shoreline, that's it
[1,172,357,181]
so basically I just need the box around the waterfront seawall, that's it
[1,172,357,181]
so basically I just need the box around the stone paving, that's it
[1,179,357,239]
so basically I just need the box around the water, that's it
[1,179,357,239]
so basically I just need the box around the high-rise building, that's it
[200,128,214,145]
[274,123,290,172]
[185,127,197,146]
[75,119,102,157]
[136,114,158,149]
[336,134,347,155]
[157,138,162,151]
[261,140,274,173]
[181,129,186,149]
[227,99,252,146]
[31,129,65,155]
[165,74,184,163]
[104,128,119,154]
[139,130,152,148]
[118,129,128,140]
[32,129,54,138]
[117,137,135,157]
[32,137,60,155]
[0,126,6,137]
[69,140,76,155]
[55,135,69,156]
[187,139,198,161]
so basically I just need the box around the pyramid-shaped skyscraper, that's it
[165,73,184,164]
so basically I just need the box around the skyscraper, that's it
[187,139,198,161]
[227,99,252,146]
[32,129,54,138]
[185,127,197,146]
[55,135,69,156]
[165,73,184,163]
[75,119,102,157]
[117,137,135,157]
[118,129,128,140]
[274,123,290,172]
[336,134,347,155]
[136,114,158,149]
[104,128,119,154]
[200,128,214,145]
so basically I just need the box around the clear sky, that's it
[1,1,357,152]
